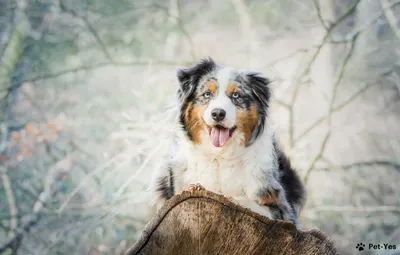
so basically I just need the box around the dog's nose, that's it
[211,108,226,122]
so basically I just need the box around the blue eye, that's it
[232,92,240,99]
[204,92,211,98]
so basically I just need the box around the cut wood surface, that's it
[125,189,339,255]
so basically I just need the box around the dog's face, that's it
[177,58,271,149]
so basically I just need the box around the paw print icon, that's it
[356,243,366,251]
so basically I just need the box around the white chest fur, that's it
[183,153,248,196]
[174,126,278,201]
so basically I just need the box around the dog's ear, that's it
[176,58,216,102]
[244,72,272,146]
[246,72,271,109]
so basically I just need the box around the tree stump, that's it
[125,189,338,255]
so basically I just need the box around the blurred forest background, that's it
[0,0,399,254]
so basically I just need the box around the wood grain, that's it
[125,190,339,255]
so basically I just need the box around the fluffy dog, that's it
[150,58,306,226]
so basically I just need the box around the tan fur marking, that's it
[207,81,217,94]
[226,83,237,95]
[258,190,280,206]
[236,104,258,146]
[185,102,206,144]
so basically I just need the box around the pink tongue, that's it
[210,127,230,147]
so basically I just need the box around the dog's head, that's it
[177,58,271,150]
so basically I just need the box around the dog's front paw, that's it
[185,183,205,192]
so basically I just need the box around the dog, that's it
[149,58,306,226]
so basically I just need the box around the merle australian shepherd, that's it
[150,58,306,226]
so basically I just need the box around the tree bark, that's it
[125,190,338,255]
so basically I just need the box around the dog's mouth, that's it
[208,125,237,148]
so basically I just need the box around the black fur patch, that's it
[274,140,306,215]
[228,82,253,110]
[177,58,217,140]
[177,58,217,102]
[156,167,175,200]
[269,204,285,221]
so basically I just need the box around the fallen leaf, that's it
[11,131,21,141]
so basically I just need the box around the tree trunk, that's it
[125,190,338,255]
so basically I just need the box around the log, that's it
[125,190,339,255]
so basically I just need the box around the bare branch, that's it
[287,37,329,147]
[330,0,362,29]
[293,69,393,145]
[315,159,400,172]
[392,71,400,95]
[59,1,114,62]
[274,99,291,110]
[303,33,359,184]
[1,59,189,92]
[379,0,400,40]
[152,2,197,61]
[112,139,169,201]
[313,0,330,30]
[57,155,120,214]
[0,213,40,253]
[329,0,400,44]
[307,205,400,213]
[232,0,258,67]
[332,83,371,112]
[0,166,18,238]
[264,48,309,68]
[0,156,71,253]
[288,0,362,148]
[303,131,330,184]
[174,1,197,61]
[327,34,359,120]
[60,1,197,64]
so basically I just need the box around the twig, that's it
[288,0,362,148]
[328,33,359,120]
[264,49,309,68]
[0,214,40,254]
[152,2,197,61]
[313,0,330,30]
[56,154,120,214]
[83,16,114,61]
[293,69,393,146]
[274,99,291,110]
[0,159,67,253]
[175,13,196,61]
[392,71,400,95]
[303,131,330,184]
[328,0,400,44]
[330,0,362,29]
[315,159,400,172]
[303,33,359,184]
[307,205,400,213]
[232,0,257,67]
[112,140,168,201]
[0,166,18,238]
[379,0,400,40]
[1,59,188,92]
[59,1,114,62]
[287,40,325,148]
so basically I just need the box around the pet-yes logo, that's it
[356,243,365,251]
[356,242,397,252]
